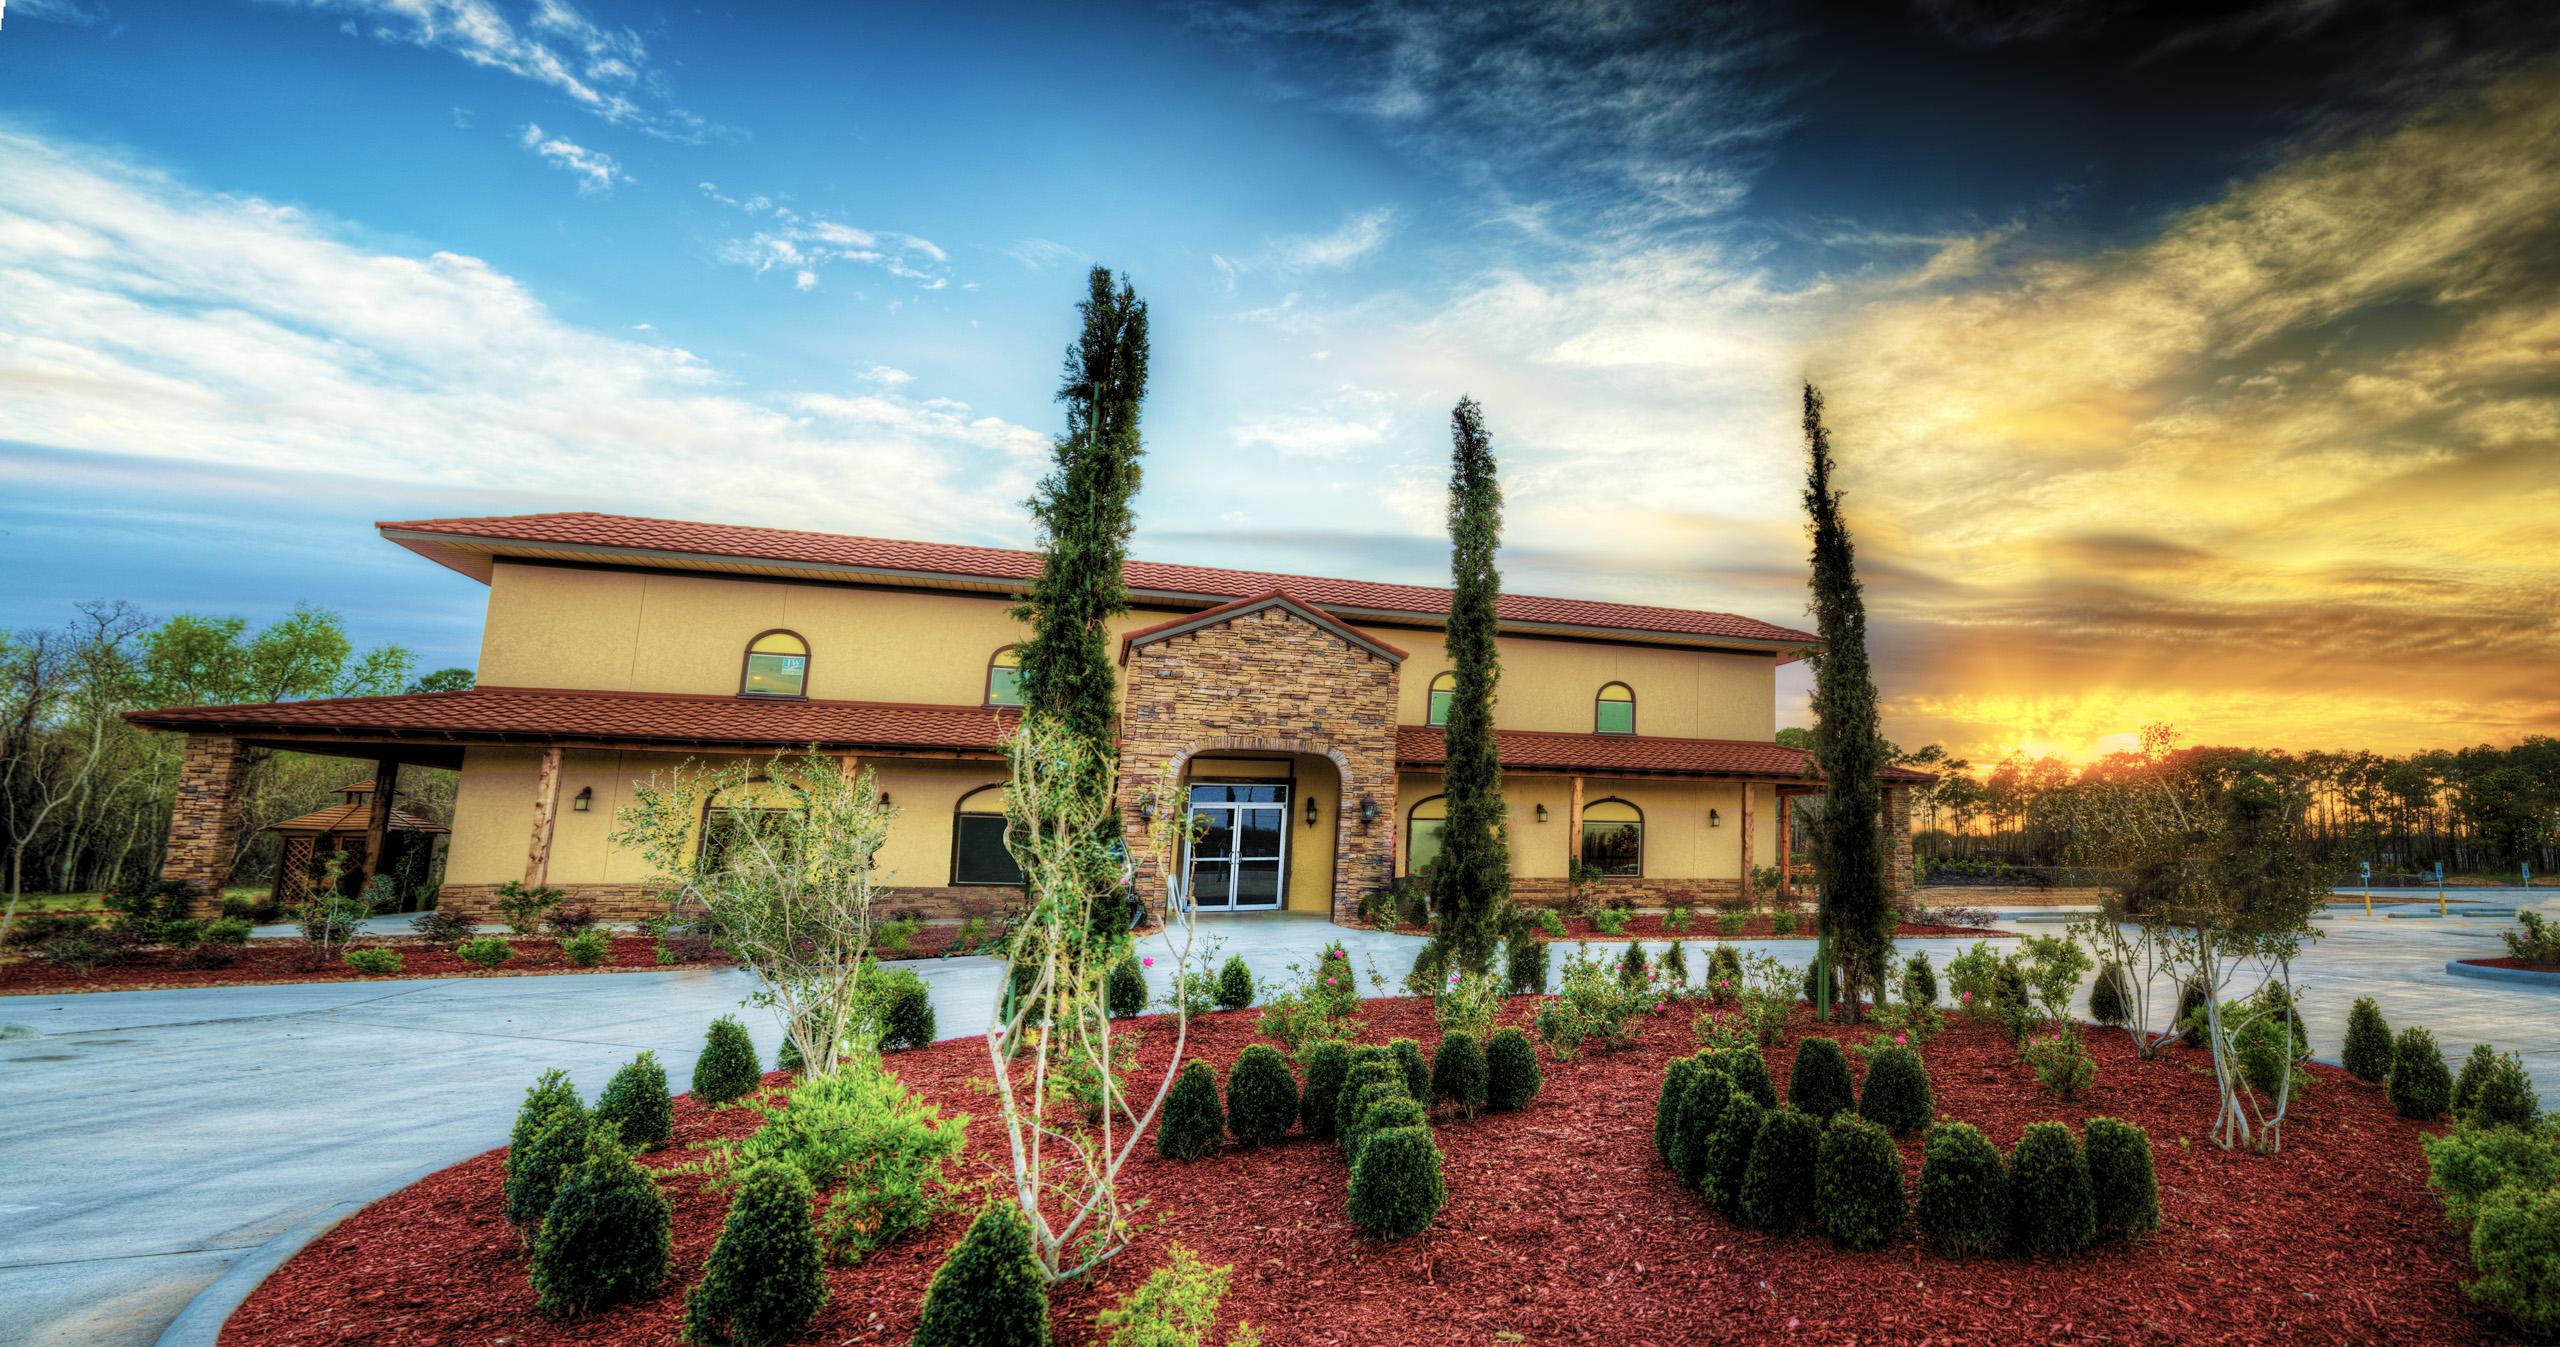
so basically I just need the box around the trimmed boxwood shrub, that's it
[1504,931,1550,995]
[1671,1067,1736,1189]
[1156,1061,1224,1160]
[1858,1045,1932,1137]
[2469,1185,2560,1337]
[505,1099,593,1231]
[1106,956,1147,1018]
[1358,1092,1428,1145]
[1300,1041,1352,1141]
[2084,1116,2160,1240]
[1657,1055,1703,1162]
[1336,1057,1404,1147]
[1347,1126,1445,1238]
[1738,1107,1821,1234]
[2391,1025,2454,1120]
[2464,1050,2542,1130]
[560,928,609,967]
[458,934,514,969]
[1431,1031,1488,1116]
[1702,1092,1765,1215]
[1900,951,1937,1007]
[693,1016,762,1105]
[868,966,937,1051]
[2343,997,2394,1083]
[1485,1027,1541,1112]
[1815,1113,1906,1251]
[510,1069,580,1158]
[683,1160,826,1346]
[344,947,403,974]
[1917,1120,2008,1256]
[1616,941,1650,988]
[1706,1044,1778,1109]
[531,1130,671,1317]
[1341,1080,1413,1158]
[1388,1038,1431,1101]
[1224,1043,1299,1146]
[2088,961,2131,1027]
[2455,1043,2498,1116]
[2009,1121,2097,1256]
[595,1050,673,1151]
[1213,954,1255,1011]
[913,1199,1051,1347]
[1789,1037,1855,1120]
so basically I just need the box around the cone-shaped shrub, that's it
[1347,1126,1445,1238]
[2391,1025,2454,1120]
[2342,997,2394,1083]
[1617,941,1650,988]
[1485,1027,1541,1112]
[913,1200,1050,1347]
[692,1016,761,1105]
[2008,1121,2097,1256]
[1156,1060,1224,1160]
[531,1130,670,1317]
[1431,1032,1488,1116]
[1341,1080,1412,1158]
[1917,1120,2008,1255]
[871,967,936,1050]
[1702,1093,1765,1215]
[2455,1043,2498,1117]
[1300,1041,1352,1141]
[683,1160,826,1346]
[2464,1050,2542,1129]
[2468,1185,2560,1337]
[1661,939,1690,988]
[1504,931,1550,995]
[1657,1056,1703,1162]
[595,1050,673,1150]
[2084,1117,2159,1241]
[1670,1067,1735,1189]
[1107,955,1147,1018]
[1803,959,1842,1008]
[1900,951,1937,1007]
[1214,955,1254,1011]
[1789,1037,1855,1120]
[1707,1044,1778,1109]
[505,1103,593,1231]
[1358,1093,1428,1146]
[1858,1045,1933,1137]
[1224,1044,1299,1146]
[509,1068,580,1159]
[1738,1107,1821,1234]
[1335,1058,1404,1147]
[1388,1038,1430,1101]
[1708,945,1743,998]
[1815,1114,1906,1251]
[2088,961,2131,1027]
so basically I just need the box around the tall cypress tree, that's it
[1800,384,1891,1016]
[1433,397,1509,975]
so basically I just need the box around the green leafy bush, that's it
[1335,1057,1405,1150]
[1771,910,1799,935]
[2088,961,2130,1027]
[560,928,610,967]
[411,908,473,946]
[913,1199,1051,1347]
[2426,1122,2560,1228]
[458,934,514,969]
[1347,1126,1445,1238]
[1738,1107,1821,1234]
[1591,906,1631,936]
[1704,1043,1778,1109]
[1213,955,1255,1011]
[2391,1025,2454,1120]
[2008,1121,2096,1256]
[2456,1042,2498,1116]
[1706,945,1743,1001]
[595,1050,673,1150]
[683,1160,827,1346]
[866,965,937,1050]
[1094,1243,1254,1347]
[1484,1027,1540,1112]
[1701,1091,1765,1214]
[1670,1067,1735,1190]
[1858,1045,1932,1136]
[1388,1038,1430,1100]
[2175,977,2209,1047]
[1107,956,1148,1018]
[530,1129,670,1317]
[702,1054,966,1261]
[1430,1031,1488,1116]
[2083,1117,2159,1241]
[2342,997,2394,1083]
[493,879,566,936]
[205,916,254,946]
[1659,939,1690,990]
[1434,970,1504,1039]
[1157,1061,1225,1161]
[1535,949,1647,1059]
[2463,1050,2542,1130]
[1224,1044,1298,1146]
[343,947,403,974]
[693,1016,763,1105]
[2469,1183,2560,1338]
[1534,908,1568,938]
[2022,1025,2097,1100]
[505,1080,591,1231]
[1503,930,1550,995]
[1899,951,1937,1007]
[1358,1091,1428,1145]
[2502,910,2560,965]
[1815,1114,1906,1251]
[1916,1119,2008,1255]
[1788,1037,1855,1119]
[1716,911,1749,936]
[1299,1041,1351,1141]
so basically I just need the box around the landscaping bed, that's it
[1510,912,2012,941]
[221,1000,2501,1347]
[0,936,730,995]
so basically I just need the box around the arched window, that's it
[951,784,1024,886]
[1405,794,1448,875]
[1594,681,1635,735]
[1426,672,1457,727]
[985,646,1023,707]
[698,777,805,875]
[740,630,810,698]
[1579,797,1642,876]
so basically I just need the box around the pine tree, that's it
[1800,384,1893,1016]
[1432,397,1510,976]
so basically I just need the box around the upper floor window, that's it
[986,646,1023,707]
[1426,672,1457,727]
[1405,794,1447,875]
[1579,797,1643,877]
[1595,682,1635,735]
[740,630,809,698]
[952,784,1025,886]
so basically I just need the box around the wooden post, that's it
[1777,792,1794,900]
[525,746,563,889]
[357,758,398,892]
[1569,776,1585,871]
[1740,782,1755,904]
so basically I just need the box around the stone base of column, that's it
[161,734,250,916]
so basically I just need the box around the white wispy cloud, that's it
[699,182,950,293]
[998,237,1081,270]
[517,122,625,193]
[1270,207,1395,271]
[8,0,107,25]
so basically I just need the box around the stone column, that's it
[161,734,250,916]
[1884,785,1916,912]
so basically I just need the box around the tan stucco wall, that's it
[1381,632,1778,741]
[1391,770,1782,886]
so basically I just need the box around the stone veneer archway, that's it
[1116,596,1400,923]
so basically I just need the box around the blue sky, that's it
[3,0,2555,758]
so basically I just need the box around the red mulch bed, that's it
[2459,957,2560,973]
[0,936,730,995]
[222,1000,2505,1347]
[1498,912,2012,941]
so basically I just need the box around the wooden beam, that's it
[1740,781,1755,902]
[1777,793,1793,900]
[525,746,563,889]
[1569,775,1585,869]
[357,758,398,892]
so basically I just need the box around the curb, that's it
[2445,960,2560,987]
[154,1157,457,1347]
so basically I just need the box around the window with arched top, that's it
[1426,672,1457,727]
[1594,682,1635,735]
[1579,797,1643,876]
[740,630,810,698]
[1405,794,1448,875]
[698,776,805,875]
[951,783,1024,886]
[985,646,1023,708]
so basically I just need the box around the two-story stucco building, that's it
[130,512,1922,927]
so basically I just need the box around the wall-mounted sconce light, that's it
[1139,797,1157,823]
[1359,795,1379,826]
[1535,803,1550,824]
[1304,796,1320,828]
[1707,808,1722,827]
[878,792,891,808]
[571,786,592,812]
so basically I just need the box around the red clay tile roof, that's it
[125,686,1020,753]
[1397,725,1933,784]
[378,512,1819,649]
[1119,590,1409,664]
[266,801,449,834]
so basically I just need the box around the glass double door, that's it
[1183,783,1289,911]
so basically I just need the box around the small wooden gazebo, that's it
[268,781,449,907]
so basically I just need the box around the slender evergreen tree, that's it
[1800,384,1893,1017]
[1433,397,1510,975]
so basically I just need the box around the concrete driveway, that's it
[3,900,2553,1347]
